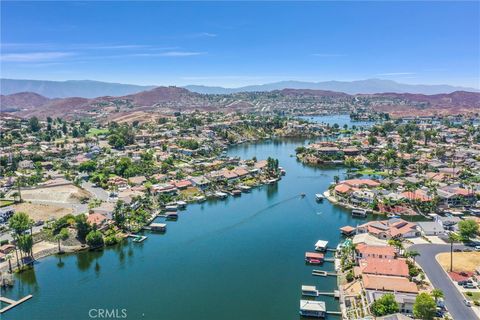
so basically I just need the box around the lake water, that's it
[3,116,376,320]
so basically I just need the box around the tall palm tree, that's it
[448,233,460,272]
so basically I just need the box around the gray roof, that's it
[417,221,445,233]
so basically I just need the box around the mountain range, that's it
[2,85,479,120]
[1,78,478,98]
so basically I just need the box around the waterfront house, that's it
[416,221,445,236]
[367,291,417,316]
[355,244,396,260]
[357,219,419,240]
[355,258,409,278]
[173,179,193,190]
[87,213,108,229]
[189,176,211,190]
[362,274,418,294]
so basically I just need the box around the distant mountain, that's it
[1,92,50,108]
[2,78,478,99]
[1,79,155,98]
[2,86,479,120]
[185,79,479,95]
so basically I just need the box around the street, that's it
[409,244,479,320]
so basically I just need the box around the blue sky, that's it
[1,1,479,88]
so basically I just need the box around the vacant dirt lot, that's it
[20,185,90,203]
[12,203,74,222]
[437,252,480,273]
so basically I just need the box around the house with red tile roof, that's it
[87,213,108,228]
[355,243,396,260]
[355,258,409,278]
[357,218,419,240]
[362,274,418,294]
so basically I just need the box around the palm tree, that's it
[407,250,420,263]
[431,289,444,302]
[55,228,69,253]
[448,233,460,272]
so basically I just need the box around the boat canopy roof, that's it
[302,285,317,291]
[300,300,326,312]
[315,240,328,248]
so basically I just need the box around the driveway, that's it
[409,244,479,320]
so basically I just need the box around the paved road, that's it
[409,244,478,320]
[81,180,110,201]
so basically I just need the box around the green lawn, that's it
[0,200,14,207]
[465,291,480,301]
[87,128,109,137]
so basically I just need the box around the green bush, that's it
[104,235,119,246]
[346,270,354,282]
[86,230,104,248]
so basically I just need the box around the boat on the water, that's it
[176,201,187,209]
[193,195,206,202]
[315,193,324,201]
[352,209,367,217]
[299,300,326,318]
[232,189,241,196]
[165,205,178,212]
[166,212,178,220]
[301,285,319,297]
[239,185,251,192]
[215,191,228,199]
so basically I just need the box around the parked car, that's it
[34,220,44,227]
[464,283,476,289]
[475,245,480,251]
[464,299,472,307]
[454,248,462,252]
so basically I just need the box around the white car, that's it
[464,299,472,307]
[475,245,480,251]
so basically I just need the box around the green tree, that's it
[86,230,104,248]
[370,293,399,316]
[55,228,70,252]
[28,116,41,132]
[78,160,97,172]
[458,220,479,240]
[431,289,444,302]
[17,234,34,260]
[75,214,91,242]
[413,293,436,320]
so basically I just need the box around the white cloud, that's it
[311,53,347,57]
[133,51,206,57]
[376,72,416,76]
[1,51,76,62]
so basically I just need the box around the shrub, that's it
[86,230,104,248]
[346,270,354,282]
[104,235,119,246]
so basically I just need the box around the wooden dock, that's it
[326,310,342,315]
[317,290,340,298]
[312,270,338,277]
[0,295,33,314]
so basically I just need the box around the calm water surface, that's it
[3,116,376,320]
